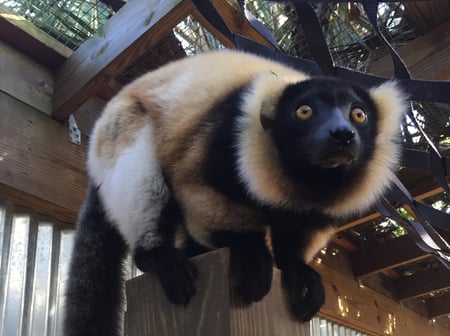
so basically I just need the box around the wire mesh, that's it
[245,1,419,71]
[116,15,225,85]
[0,0,116,50]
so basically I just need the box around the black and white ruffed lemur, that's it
[64,50,406,336]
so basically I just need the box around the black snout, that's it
[329,128,355,146]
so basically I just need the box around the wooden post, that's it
[125,249,309,336]
[125,249,450,336]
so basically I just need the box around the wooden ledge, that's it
[125,249,450,336]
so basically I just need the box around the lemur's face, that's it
[268,78,378,173]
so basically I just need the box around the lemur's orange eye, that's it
[295,105,314,120]
[350,107,367,124]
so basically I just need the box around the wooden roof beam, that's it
[395,267,450,300]
[52,0,195,121]
[427,293,450,319]
[369,21,450,79]
[351,236,429,278]
[191,0,275,49]
[336,186,449,233]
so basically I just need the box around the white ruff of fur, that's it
[235,72,308,208]
[236,79,407,218]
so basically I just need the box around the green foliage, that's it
[396,207,415,221]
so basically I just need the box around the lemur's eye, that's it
[295,105,314,120]
[350,107,367,124]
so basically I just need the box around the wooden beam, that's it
[369,22,450,79]
[192,0,274,49]
[126,249,310,336]
[404,2,450,34]
[73,96,106,136]
[0,4,72,70]
[316,257,450,335]
[336,212,380,233]
[351,236,429,277]
[0,41,54,115]
[395,267,450,300]
[0,91,87,224]
[427,294,450,319]
[53,0,194,121]
[126,248,449,336]
[336,186,448,234]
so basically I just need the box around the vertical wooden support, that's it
[125,249,309,336]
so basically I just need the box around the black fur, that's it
[134,244,198,304]
[211,230,273,303]
[203,87,256,205]
[269,210,333,321]
[64,185,127,336]
[191,78,379,317]
[133,197,198,304]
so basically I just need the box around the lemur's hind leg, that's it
[133,196,198,304]
[95,123,197,304]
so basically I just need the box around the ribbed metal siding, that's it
[0,202,143,336]
[310,317,369,336]
[0,202,74,336]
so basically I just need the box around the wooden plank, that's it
[0,4,72,70]
[192,0,274,49]
[426,294,450,319]
[404,2,450,34]
[53,0,195,121]
[95,79,123,101]
[0,92,87,224]
[73,96,106,136]
[336,212,381,233]
[316,259,450,336]
[0,41,54,115]
[395,267,450,300]
[351,236,429,277]
[125,249,231,336]
[369,22,450,79]
[125,271,186,336]
[186,250,231,336]
[125,248,449,335]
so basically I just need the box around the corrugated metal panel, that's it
[0,202,75,336]
[310,317,369,336]
[0,202,144,336]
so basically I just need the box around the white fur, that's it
[88,124,169,249]
[236,77,406,218]
[235,72,307,207]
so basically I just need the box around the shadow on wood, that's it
[125,248,309,336]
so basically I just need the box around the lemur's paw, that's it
[134,245,198,304]
[230,248,273,304]
[282,262,325,322]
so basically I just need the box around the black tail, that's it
[64,184,127,336]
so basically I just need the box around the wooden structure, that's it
[0,0,449,334]
[125,249,449,336]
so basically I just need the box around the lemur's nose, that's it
[329,128,355,146]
